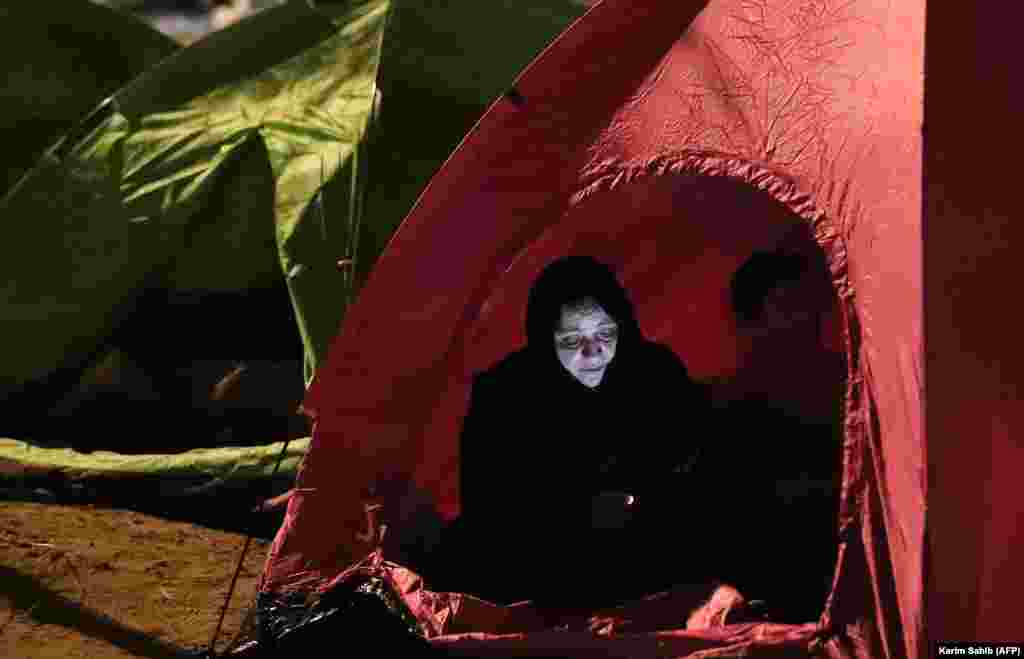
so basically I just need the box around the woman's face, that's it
[553,298,619,388]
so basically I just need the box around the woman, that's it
[433,256,716,612]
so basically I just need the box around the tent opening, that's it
[400,170,850,625]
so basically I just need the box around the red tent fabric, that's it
[258,0,1022,655]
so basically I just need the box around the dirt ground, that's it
[0,502,271,659]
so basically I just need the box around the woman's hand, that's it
[590,491,636,530]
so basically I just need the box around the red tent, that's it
[257,0,1024,656]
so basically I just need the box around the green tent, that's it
[0,0,586,416]
[2,0,389,407]
[0,2,179,195]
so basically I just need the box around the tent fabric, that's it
[261,0,929,655]
[286,556,828,655]
[0,438,304,523]
[0,0,389,397]
[0,2,179,195]
[332,0,588,285]
[0,0,587,407]
[0,437,308,482]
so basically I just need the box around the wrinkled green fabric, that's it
[0,2,178,195]
[0,437,309,480]
[1,0,586,396]
[1,0,389,390]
